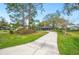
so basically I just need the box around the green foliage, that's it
[43,11,69,31]
[43,12,61,29]
[5,3,44,28]
[0,17,10,30]
[64,3,79,15]
[38,21,49,27]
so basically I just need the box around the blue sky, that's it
[0,3,79,24]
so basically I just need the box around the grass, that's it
[0,31,48,49]
[57,31,79,55]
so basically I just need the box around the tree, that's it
[63,3,79,33]
[5,3,44,29]
[0,16,11,30]
[63,3,79,15]
[6,3,28,27]
[24,3,44,29]
[10,20,20,29]
[0,17,8,27]
[38,20,49,27]
[56,18,69,34]
[44,11,60,29]
[43,11,70,34]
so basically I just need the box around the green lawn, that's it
[58,31,79,55]
[0,31,48,49]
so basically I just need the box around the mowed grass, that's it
[0,31,48,49]
[58,31,79,55]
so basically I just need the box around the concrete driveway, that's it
[0,32,59,55]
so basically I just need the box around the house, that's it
[0,26,10,30]
[40,26,52,30]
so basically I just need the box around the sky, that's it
[0,3,79,24]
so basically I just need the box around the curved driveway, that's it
[0,32,59,55]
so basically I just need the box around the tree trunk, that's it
[28,3,32,29]
[21,4,25,28]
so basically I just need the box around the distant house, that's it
[0,26,10,30]
[40,26,52,30]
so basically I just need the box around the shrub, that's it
[9,30,14,34]
[15,27,35,35]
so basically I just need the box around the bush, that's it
[9,30,14,34]
[15,27,35,35]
